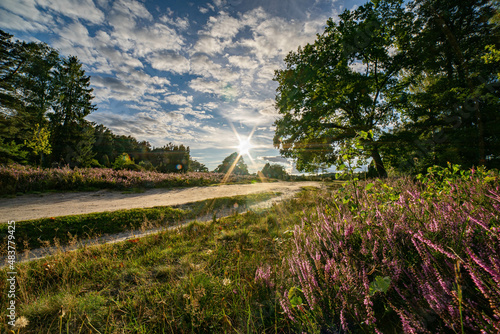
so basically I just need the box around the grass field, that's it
[0,188,319,333]
[1,166,499,333]
[0,191,281,255]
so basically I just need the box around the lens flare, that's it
[238,139,252,156]
[219,123,260,184]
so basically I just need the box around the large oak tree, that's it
[273,1,409,177]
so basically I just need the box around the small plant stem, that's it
[455,261,465,334]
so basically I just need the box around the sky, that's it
[0,0,362,173]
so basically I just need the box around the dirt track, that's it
[0,181,322,222]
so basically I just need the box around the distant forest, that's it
[0,30,207,173]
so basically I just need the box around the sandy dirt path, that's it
[0,181,322,222]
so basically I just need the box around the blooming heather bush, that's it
[272,166,500,333]
[0,164,257,194]
[255,264,275,289]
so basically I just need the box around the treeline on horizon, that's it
[0,30,210,173]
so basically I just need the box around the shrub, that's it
[0,164,259,194]
[269,166,500,333]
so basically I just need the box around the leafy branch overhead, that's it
[273,0,500,175]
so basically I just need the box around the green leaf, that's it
[369,276,391,296]
[288,287,303,307]
[290,296,303,307]
[365,183,374,191]
[484,176,496,183]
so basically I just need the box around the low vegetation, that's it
[276,165,500,333]
[0,164,261,196]
[1,165,499,333]
[0,192,279,253]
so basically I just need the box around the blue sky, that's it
[0,0,361,173]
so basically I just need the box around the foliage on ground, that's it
[0,192,279,253]
[273,165,500,333]
[1,166,499,333]
[0,188,319,333]
[0,164,260,195]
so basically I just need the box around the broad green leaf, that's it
[288,286,303,307]
[290,296,303,307]
[369,276,391,296]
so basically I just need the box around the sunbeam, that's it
[220,123,260,184]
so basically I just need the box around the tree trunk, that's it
[371,148,387,178]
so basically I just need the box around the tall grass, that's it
[0,189,316,333]
[2,166,499,333]
[0,164,259,195]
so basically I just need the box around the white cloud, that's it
[174,106,212,119]
[255,63,276,82]
[91,66,170,105]
[0,9,49,32]
[108,22,184,57]
[159,14,190,30]
[226,55,259,69]
[125,100,162,113]
[213,0,226,8]
[98,45,144,68]
[259,156,290,164]
[190,54,237,81]
[219,105,270,126]
[54,21,94,48]
[37,0,105,24]
[0,0,53,31]
[188,78,224,95]
[88,110,201,145]
[92,76,133,94]
[164,94,193,106]
[192,35,226,55]
[108,0,184,57]
[237,11,326,61]
[109,0,151,21]
[203,11,242,39]
[348,61,366,74]
[87,109,219,148]
[192,11,249,56]
[149,52,190,74]
[201,102,219,110]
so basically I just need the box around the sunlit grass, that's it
[0,188,321,333]
[2,169,497,333]
[0,192,281,255]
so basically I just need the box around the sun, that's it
[238,138,252,156]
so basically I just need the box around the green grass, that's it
[0,188,321,333]
[3,171,498,333]
[0,192,280,253]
